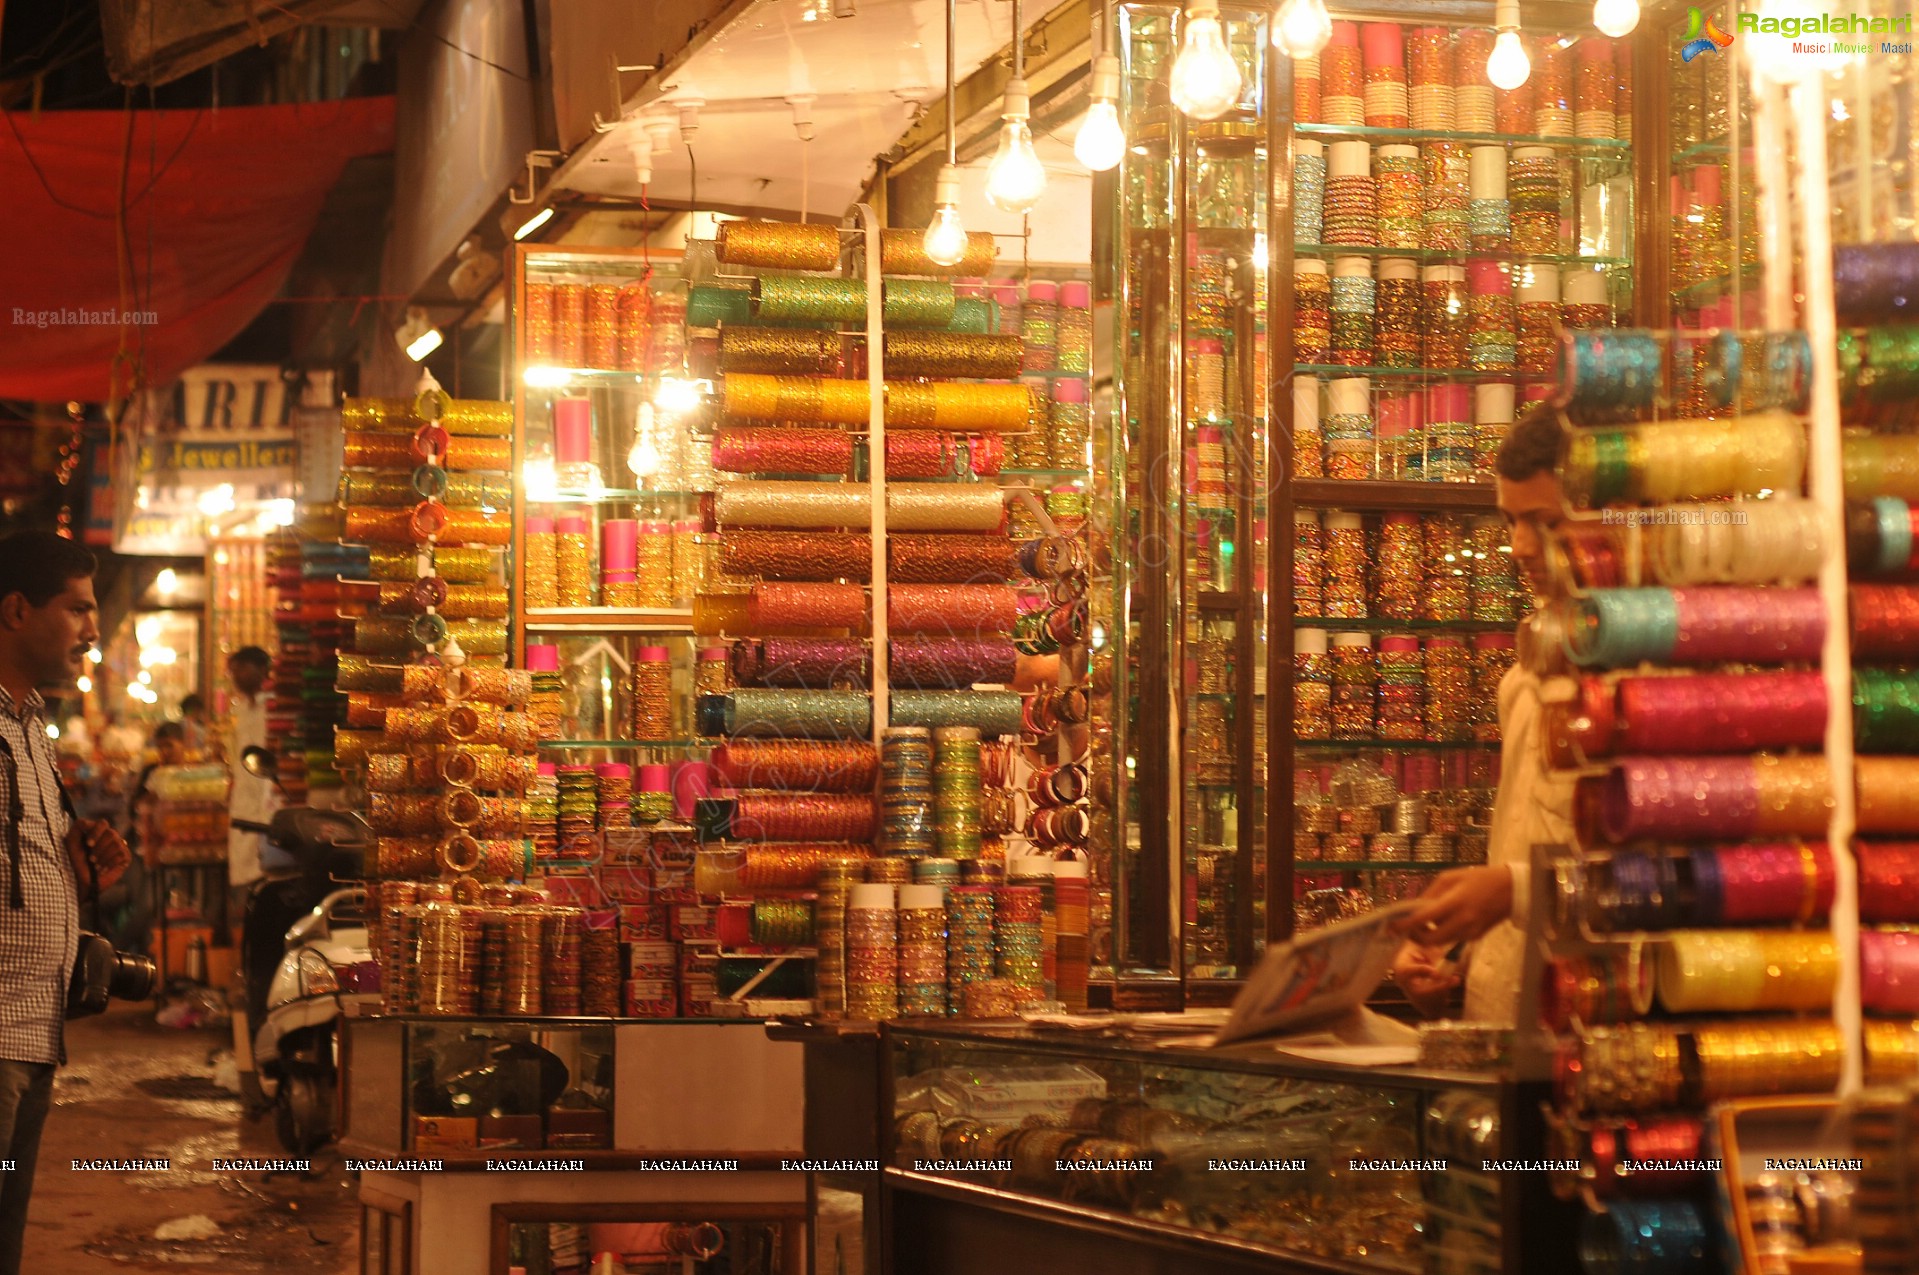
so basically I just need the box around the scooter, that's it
[231,747,375,1156]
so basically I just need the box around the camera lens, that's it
[108,951,158,1003]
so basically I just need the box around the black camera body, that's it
[67,931,157,1019]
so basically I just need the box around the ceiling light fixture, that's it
[1170,0,1241,120]
[512,207,555,241]
[1486,0,1531,90]
[1073,3,1126,172]
[1273,0,1334,58]
[923,0,968,265]
[985,0,1047,214]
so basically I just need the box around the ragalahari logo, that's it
[1681,6,1736,60]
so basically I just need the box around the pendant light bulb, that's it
[1273,0,1334,58]
[1169,1,1241,120]
[985,79,1047,214]
[1486,30,1531,90]
[1590,0,1640,37]
[923,164,969,266]
[1073,53,1126,172]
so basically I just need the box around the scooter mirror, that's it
[241,746,278,781]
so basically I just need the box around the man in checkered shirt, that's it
[0,532,129,1273]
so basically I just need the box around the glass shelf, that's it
[526,489,705,504]
[1296,363,1549,383]
[1295,122,1633,153]
[1001,467,1093,480]
[1672,134,1731,163]
[1297,738,1495,751]
[536,739,704,750]
[1293,616,1518,634]
[1671,267,1764,309]
[523,607,697,634]
[1289,478,1497,513]
[1295,861,1461,872]
[521,367,655,389]
[1294,244,1631,269]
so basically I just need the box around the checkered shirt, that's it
[0,686,75,1065]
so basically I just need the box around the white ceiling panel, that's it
[548,0,1050,221]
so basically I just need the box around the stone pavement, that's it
[24,999,359,1273]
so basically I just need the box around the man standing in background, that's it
[223,646,274,937]
[0,531,130,1273]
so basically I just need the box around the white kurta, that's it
[1463,663,1576,1025]
[225,693,273,887]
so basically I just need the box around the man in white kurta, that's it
[1392,409,1575,1025]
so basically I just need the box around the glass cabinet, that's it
[508,245,710,778]
[882,1023,1569,1273]
[1097,5,1642,1004]
[1660,1,1760,333]
[1103,2,1273,999]
[343,1016,616,1155]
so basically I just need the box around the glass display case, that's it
[1098,5,1643,1005]
[1103,2,1274,1000]
[509,245,712,778]
[1660,1,1760,332]
[881,1023,1572,1274]
[496,1207,808,1275]
[343,1016,616,1156]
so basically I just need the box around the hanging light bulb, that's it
[1074,53,1126,172]
[924,164,969,265]
[1590,0,1640,38]
[628,404,662,478]
[631,131,654,186]
[1486,31,1530,89]
[985,77,1048,214]
[1273,0,1333,59]
[1169,0,1241,120]
[1485,0,1530,90]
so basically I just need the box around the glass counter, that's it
[882,1023,1572,1274]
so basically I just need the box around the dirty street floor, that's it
[27,999,358,1273]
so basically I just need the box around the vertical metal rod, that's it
[1012,0,1024,79]
[860,203,888,747]
[946,0,957,168]
[1787,78,1861,1096]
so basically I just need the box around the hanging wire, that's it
[945,0,957,170]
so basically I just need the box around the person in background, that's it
[0,531,130,1275]
[128,722,187,858]
[1390,407,1576,1025]
[177,693,210,761]
[222,647,275,938]
[109,722,188,963]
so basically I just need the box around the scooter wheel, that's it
[275,1065,336,1157]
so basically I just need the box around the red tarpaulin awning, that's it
[0,98,396,403]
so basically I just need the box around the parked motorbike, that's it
[231,747,374,1155]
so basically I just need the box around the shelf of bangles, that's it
[337,387,610,1021]
[1514,324,1864,1270]
[680,219,1102,1024]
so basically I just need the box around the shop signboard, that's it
[112,363,299,556]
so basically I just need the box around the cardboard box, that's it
[601,866,655,902]
[545,1106,612,1148]
[626,942,678,976]
[624,977,677,1017]
[679,940,721,975]
[671,904,718,940]
[478,1113,543,1149]
[543,872,604,908]
[412,1116,478,1150]
[616,905,670,941]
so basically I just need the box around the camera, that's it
[67,932,158,1019]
